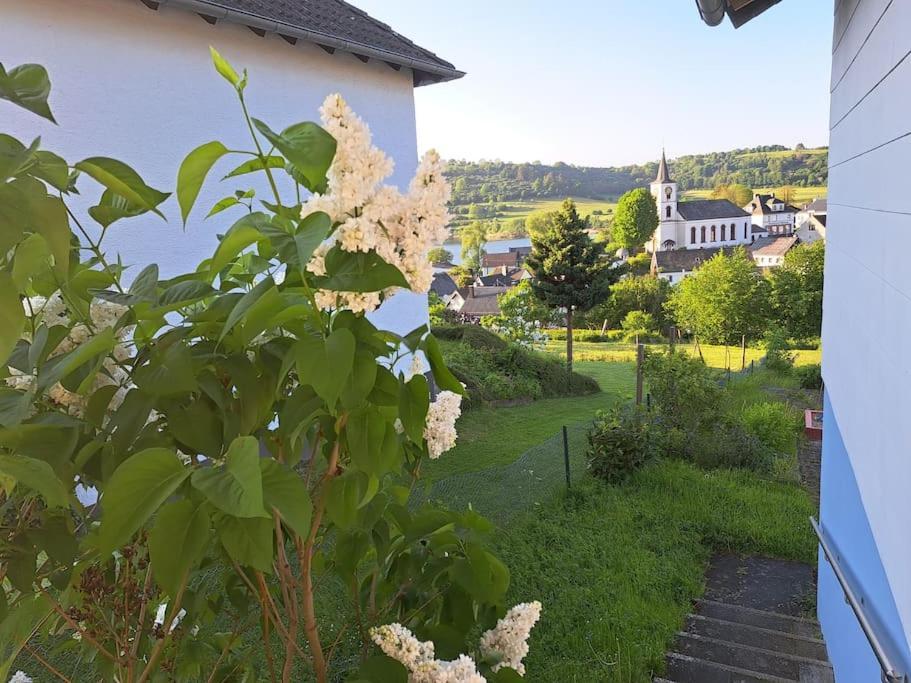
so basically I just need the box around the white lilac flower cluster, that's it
[303,93,451,314]
[478,601,542,675]
[370,624,484,683]
[423,390,462,459]
[370,601,542,681]
[6,293,131,416]
[8,672,32,683]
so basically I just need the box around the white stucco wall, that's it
[819,0,911,674]
[1,0,429,334]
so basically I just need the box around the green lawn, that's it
[422,361,635,482]
[449,196,617,231]
[500,462,815,682]
[544,339,821,369]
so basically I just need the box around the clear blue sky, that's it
[355,0,832,167]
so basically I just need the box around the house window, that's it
[711,225,716,242]
[721,224,726,241]
[690,226,696,244]
[668,275,674,283]
[666,206,672,219]
[744,222,748,240]
[700,226,706,243]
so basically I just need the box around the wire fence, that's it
[409,421,593,527]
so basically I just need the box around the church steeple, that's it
[656,148,672,183]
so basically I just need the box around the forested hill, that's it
[445,145,828,205]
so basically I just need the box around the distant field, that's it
[450,196,617,232]
[736,148,827,160]
[683,185,827,206]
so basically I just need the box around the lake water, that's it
[443,237,532,265]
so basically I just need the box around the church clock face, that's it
[665,187,672,200]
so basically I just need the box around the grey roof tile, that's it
[676,200,750,221]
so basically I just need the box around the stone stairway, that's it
[655,555,834,683]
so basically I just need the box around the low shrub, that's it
[438,325,598,407]
[587,404,658,484]
[642,350,722,437]
[795,363,822,390]
[695,418,775,473]
[763,327,795,373]
[620,310,661,343]
[741,402,800,454]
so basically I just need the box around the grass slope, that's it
[683,185,827,206]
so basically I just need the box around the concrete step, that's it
[674,632,834,681]
[696,599,822,639]
[665,651,795,682]
[685,614,829,661]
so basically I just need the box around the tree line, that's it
[445,145,828,205]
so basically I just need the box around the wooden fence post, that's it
[669,325,676,353]
[741,335,747,371]
[636,343,644,405]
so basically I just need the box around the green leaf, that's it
[11,232,51,290]
[178,141,230,224]
[356,655,408,683]
[219,276,274,342]
[210,47,244,91]
[0,454,68,508]
[0,388,33,427]
[0,134,38,183]
[133,341,198,396]
[399,374,430,444]
[341,350,378,409]
[0,273,25,366]
[165,398,223,458]
[346,409,391,476]
[0,594,53,682]
[260,459,312,537]
[159,280,216,308]
[74,157,170,216]
[88,189,146,228]
[295,329,355,407]
[294,211,330,272]
[325,471,366,530]
[206,195,241,218]
[28,193,70,279]
[216,515,272,572]
[317,249,410,293]
[209,212,270,276]
[191,436,268,518]
[221,155,286,180]
[251,118,336,193]
[93,448,190,555]
[129,263,159,301]
[0,63,55,122]
[424,334,464,395]
[149,499,210,596]
[28,150,69,190]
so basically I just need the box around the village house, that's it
[744,192,798,236]
[2,0,461,335]
[750,234,799,269]
[448,286,508,322]
[796,198,827,244]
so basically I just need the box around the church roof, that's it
[676,199,750,221]
[655,149,672,183]
[653,245,751,273]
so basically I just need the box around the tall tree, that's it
[427,246,454,264]
[712,183,753,207]
[460,221,488,273]
[612,188,659,251]
[767,241,825,338]
[667,247,768,345]
[526,199,613,373]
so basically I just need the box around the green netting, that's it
[410,420,593,526]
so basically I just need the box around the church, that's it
[645,150,753,253]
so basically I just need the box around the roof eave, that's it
[151,0,465,84]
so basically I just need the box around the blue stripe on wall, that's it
[817,390,911,681]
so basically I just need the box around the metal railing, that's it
[811,517,908,683]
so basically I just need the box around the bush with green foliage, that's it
[435,325,598,406]
[694,418,775,473]
[741,402,801,454]
[795,363,823,390]
[763,326,796,373]
[620,310,660,343]
[0,57,533,682]
[587,404,658,484]
[642,351,722,439]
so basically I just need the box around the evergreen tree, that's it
[526,199,614,373]
[612,188,659,251]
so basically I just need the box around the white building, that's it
[744,192,798,236]
[647,150,754,252]
[1,0,462,335]
[796,198,827,244]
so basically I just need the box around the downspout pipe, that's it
[694,0,726,26]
